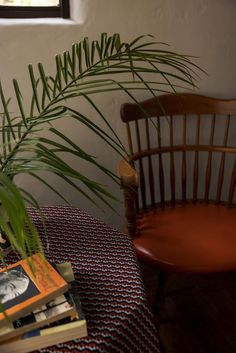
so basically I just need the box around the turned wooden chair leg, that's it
[123,185,137,238]
[154,270,168,315]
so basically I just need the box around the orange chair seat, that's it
[134,203,236,273]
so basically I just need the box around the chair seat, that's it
[134,203,236,273]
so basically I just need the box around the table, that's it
[24,206,160,353]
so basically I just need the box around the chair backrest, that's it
[120,93,236,211]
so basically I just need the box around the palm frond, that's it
[0,33,203,261]
[0,173,43,264]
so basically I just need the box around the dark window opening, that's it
[0,0,70,19]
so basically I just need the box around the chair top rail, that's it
[121,93,236,123]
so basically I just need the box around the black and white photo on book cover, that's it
[0,265,40,310]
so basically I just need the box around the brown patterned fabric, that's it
[10,206,160,353]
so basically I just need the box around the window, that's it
[0,0,70,18]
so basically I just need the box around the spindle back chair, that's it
[119,93,236,273]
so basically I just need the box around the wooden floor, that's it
[140,264,236,353]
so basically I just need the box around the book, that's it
[0,253,68,325]
[0,261,78,342]
[50,261,75,284]
[0,291,77,343]
[0,281,87,353]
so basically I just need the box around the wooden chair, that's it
[119,93,236,275]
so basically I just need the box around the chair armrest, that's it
[118,159,138,188]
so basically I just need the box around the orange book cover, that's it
[0,253,68,325]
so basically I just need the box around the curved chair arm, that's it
[118,160,138,238]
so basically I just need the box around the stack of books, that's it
[0,253,87,353]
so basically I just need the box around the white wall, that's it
[0,0,236,229]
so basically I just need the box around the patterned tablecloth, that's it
[14,206,160,353]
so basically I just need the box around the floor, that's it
[140,264,236,353]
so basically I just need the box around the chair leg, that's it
[154,270,168,315]
[139,263,171,324]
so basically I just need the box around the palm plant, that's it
[0,32,202,263]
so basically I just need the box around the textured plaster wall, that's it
[0,0,235,229]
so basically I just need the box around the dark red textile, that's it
[10,206,160,353]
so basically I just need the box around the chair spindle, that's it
[193,115,201,202]
[145,118,155,207]
[217,115,230,203]
[182,115,187,202]
[157,117,165,206]
[126,123,134,156]
[228,157,236,206]
[135,120,147,210]
[205,115,216,202]
[169,115,176,205]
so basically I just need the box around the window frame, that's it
[0,0,70,19]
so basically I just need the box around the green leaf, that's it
[63,51,69,85]
[13,79,27,128]
[83,37,91,68]
[38,63,51,101]
[0,173,43,261]
[55,54,63,92]
[28,64,41,113]
[76,42,83,74]
[0,33,203,263]
[0,82,16,140]
[26,172,70,204]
